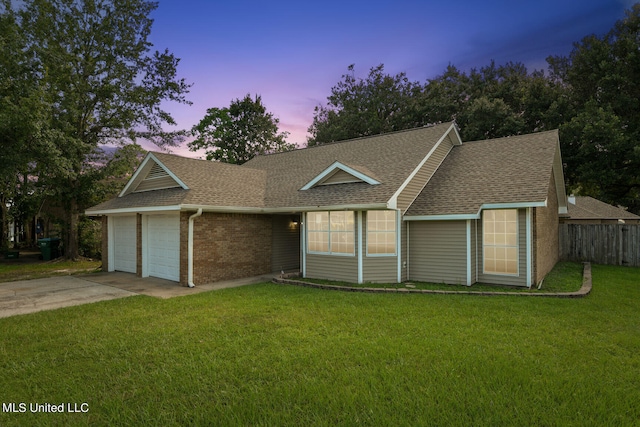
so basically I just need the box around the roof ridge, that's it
[462,129,558,145]
[150,151,264,172]
[246,122,454,161]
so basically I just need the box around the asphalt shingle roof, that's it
[88,122,455,213]
[244,123,454,208]
[405,130,560,217]
[567,196,640,220]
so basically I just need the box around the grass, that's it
[0,264,639,425]
[0,258,101,283]
[300,261,585,293]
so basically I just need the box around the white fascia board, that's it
[300,161,380,190]
[480,201,547,210]
[179,203,389,214]
[449,123,463,145]
[387,123,457,209]
[90,202,389,216]
[403,201,547,222]
[118,154,153,197]
[404,214,478,221]
[85,205,182,216]
[118,153,188,197]
[146,153,189,191]
[297,203,387,212]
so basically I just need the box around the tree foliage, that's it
[309,62,567,145]
[190,94,294,165]
[550,3,640,212]
[308,4,640,213]
[1,0,190,257]
[307,64,422,145]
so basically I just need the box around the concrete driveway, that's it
[0,275,136,318]
[0,272,275,318]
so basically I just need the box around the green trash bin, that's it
[38,238,61,261]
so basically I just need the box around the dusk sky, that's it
[147,0,634,157]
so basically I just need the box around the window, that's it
[307,211,354,255]
[307,212,329,253]
[483,209,518,275]
[367,211,397,255]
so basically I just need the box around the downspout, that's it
[188,208,203,288]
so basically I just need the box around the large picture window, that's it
[483,209,518,275]
[307,211,354,255]
[367,211,397,255]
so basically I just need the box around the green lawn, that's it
[0,264,638,426]
[0,259,101,283]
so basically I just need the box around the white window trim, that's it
[300,162,380,190]
[482,209,520,277]
[306,211,355,256]
[365,211,398,257]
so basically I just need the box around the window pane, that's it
[308,231,328,252]
[367,211,396,255]
[483,209,518,275]
[308,212,328,231]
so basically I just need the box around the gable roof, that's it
[87,122,459,215]
[567,196,640,220]
[86,123,567,218]
[87,152,266,214]
[244,122,458,209]
[405,130,565,219]
[300,161,381,189]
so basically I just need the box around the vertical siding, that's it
[408,220,467,284]
[477,209,528,286]
[362,211,398,283]
[397,134,454,211]
[271,215,301,272]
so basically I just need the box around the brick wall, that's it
[534,171,560,282]
[180,212,272,285]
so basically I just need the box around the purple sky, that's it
[147,0,633,157]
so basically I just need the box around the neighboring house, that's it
[86,122,568,288]
[562,196,640,224]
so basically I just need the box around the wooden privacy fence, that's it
[559,224,640,267]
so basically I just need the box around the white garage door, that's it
[146,214,180,282]
[112,216,137,273]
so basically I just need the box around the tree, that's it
[2,0,191,258]
[309,62,564,145]
[549,3,640,212]
[0,1,55,249]
[307,64,423,145]
[189,94,294,165]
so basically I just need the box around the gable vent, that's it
[133,162,181,193]
[146,163,169,180]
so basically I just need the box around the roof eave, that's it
[404,201,547,221]
[118,153,188,197]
